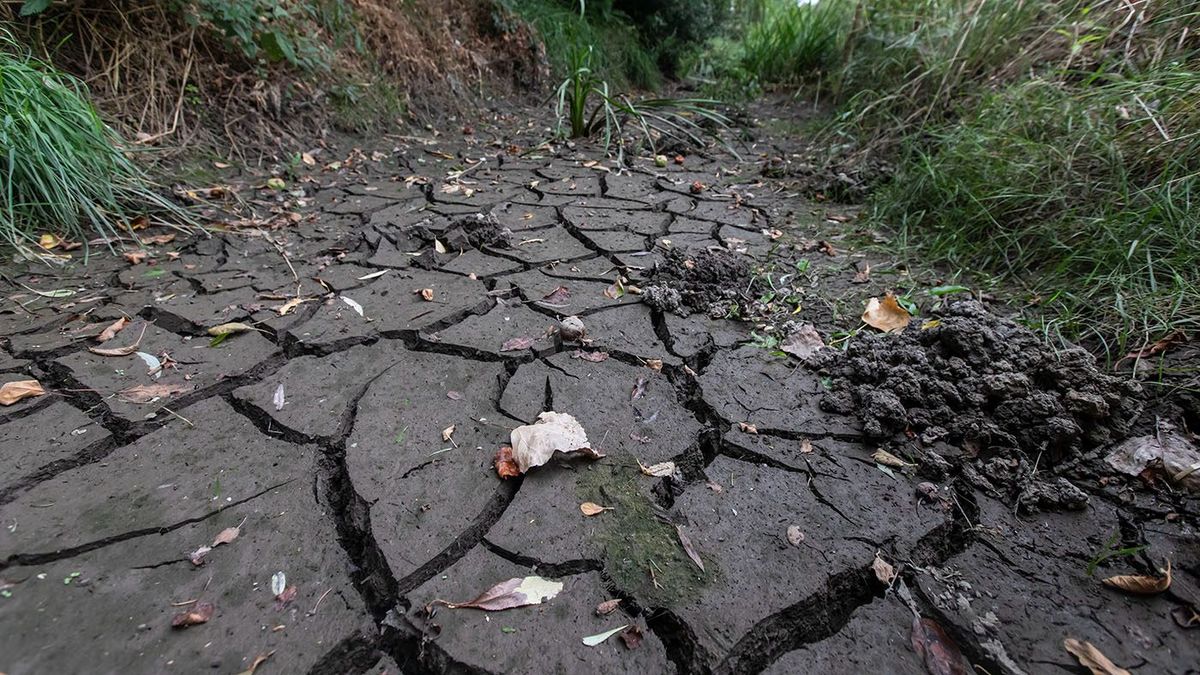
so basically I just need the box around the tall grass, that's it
[0,29,189,257]
[741,0,849,82]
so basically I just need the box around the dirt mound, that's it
[642,249,753,318]
[818,301,1142,507]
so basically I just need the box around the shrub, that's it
[0,30,189,255]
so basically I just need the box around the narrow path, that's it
[0,109,1195,674]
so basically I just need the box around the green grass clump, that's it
[0,30,188,255]
[740,0,849,83]
[499,0,661,89]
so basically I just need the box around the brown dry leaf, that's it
[273,297,310,316]
[171,601,215,628]
[494,445,520,479]
[620,625,644,650]
[420,288,434,302]
[851,263,871,284]
[442,425,456,442]
[88,324,147,357]
[689,180,705,194]
[541,286,571,305]
[500,336,537,352]
[675,525,705,572]
[432,576,563,611]
[0,380,47,406]
[872,553,896,585]
[96,317,129,343]
[862,294,911,333]
[1101,561,1171,595]
[595,599,622,616]
[911,615,970,675]
[123,250,148,264]
[141,234,176,246]
[1116,330,1186,367]
[639,460,675,477]
[1063,638,1131,675]
[780,324,825,361]
[212,526,240,547]
[580,502,612,516]
[786,525,804,547]
[117,383,192,404]
[207,322,255,337]
[274,585,298,607]
[236,651,275,675]
[738,422,758,434]
[873,449,913,468]
[645,359,663,372]
[571,350,610,363]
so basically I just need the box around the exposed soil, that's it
[0,100,1195,675]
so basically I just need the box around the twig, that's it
[159,406,195,428]
[310,587,334,615]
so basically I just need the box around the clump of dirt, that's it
[642,249,754,318]
[442,213,510,249]
[818,301,1143,509]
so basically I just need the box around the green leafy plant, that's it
[1086,532,1147,577]
[0,29,193,256]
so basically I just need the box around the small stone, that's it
[559,316,586,342]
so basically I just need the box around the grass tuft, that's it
[0,29,191,258]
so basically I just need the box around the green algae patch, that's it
[576,454,714,608]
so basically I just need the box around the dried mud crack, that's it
[0,108,1195,675]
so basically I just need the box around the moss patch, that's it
[576,454,713,607]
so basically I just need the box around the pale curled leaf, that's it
[96,317,129,343]
[780,323,825,361]
[270,572,287,597]
[862,294,911,333]
[340,296,364,317]
[88,323,147,356]
[638,460,675,477]
[212,527,240,547]
[207,322,254,337]
[1101,561,1171,595]
[436,576,563,611]
[357,269,389,281]
[442,425,455,442]
[117,383,191,404]
[873,449,914,468]
[273,383,286,411]
[0,380,46,406]
[501,335,537,352]
[872,554,896,584]
[1063,638,1131,675]
[595,599,622,616]
[508,412,601,473]
[580,502,611,516]
[236,651,275,675]
[582,624,629,647]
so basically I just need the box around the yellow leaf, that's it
[442,425,455,442]
[207,322,254,337]
[579,502,611,516]
[1101,561,1171,595]
[872,449,914,468]
[0,380,46,406]
[862,294,911,333]
[39,233,60,249]
[921,319,941,330]
[1063,638,1131,675]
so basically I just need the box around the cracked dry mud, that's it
[1,120,1197,675]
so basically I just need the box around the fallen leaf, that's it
[873,449,914,468]
[340,296,364,317]
[188,545,212,566]
[780,324,825,361]
[508,412,603,473]
[1101,561,1171,594]
[207,322,255,337]
[212,526,240,547]
[117,383,191,404]
[171,601,215,628]
[434,576,563,611]
[273,383,286,411]
[862,294,912,333]
[39,233,61,249]
[1170,604,1199,628]
[580,502,611,516]
[123,250,148,264]
[873,553,896,584]
[87,324,146,356]
[96,317,129,343]
[266,177,286,190]
[275,585,297,607]
[302,152,316,165]
[19,284,75,298]
[638,460,675,477]
[501,336,537,352]
[583,625,629,647]
[420,288,434,302]
[851,263,871,284]
[357,269,389,281]
[494,445,521,479]
[571,350,609,363]
[800,438,814,454]
[705,480,723,493]
[620,625,644,650]
[911,615,970,675]
[236,651,275,675]
[676,525,705,572]
[541,286,571,305]
[270,572,287,597]
[786,525,804,547]
[1063,638,1130,675]
[442,425,456,442]
[604,279,625,300]
[0,380,46,406]
[141,234,176,246]
[595,599,622,616]
[738,422,758,434]
[645,359,663,372]
[1105,427,1200,490]
[447,391,464,400]
[136,351,162,375]
[1116,330,1186,367]
[630,377,647,401]
[273,297,310,315]
[434,239,447,254]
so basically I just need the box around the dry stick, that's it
[137,29,195,145]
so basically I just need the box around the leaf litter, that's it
[431,576,563,611]
[498,411,603,476]
[0,380,46,406]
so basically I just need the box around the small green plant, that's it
[1086,532,1147,577]
[0,30,192,256]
